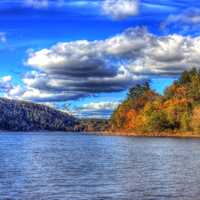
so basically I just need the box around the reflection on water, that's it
[0,132,200,200]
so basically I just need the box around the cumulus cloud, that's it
[22,29,148,102]
[101,0,139,20]
[127,33,200,76]
[26,40,117,78]
[6,27,200,102]
[73,101,120,118]
[16,66,142,102]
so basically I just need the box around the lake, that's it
[0,132,200,200]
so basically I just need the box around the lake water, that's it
[0,133,200,200]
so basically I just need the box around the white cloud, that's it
[7,85,24,97]
[6,27,200,103]
[73,101,120,118]
[24,0,93,9]
[78,101,119,111]
[1,76,12,82]
[0,32,7,43]
[162,8,200,30]
[25,0,49,9]
[0,75,13,93]
[127,33,200,75]
[23,31,148,102]
[101,0,139,20]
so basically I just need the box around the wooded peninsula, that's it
[109,68,200,137]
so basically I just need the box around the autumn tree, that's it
[110,82,159,132]
[163,98,192,130]
[110,68,200,134]
[136,100,171,132]
[191,106,200,133]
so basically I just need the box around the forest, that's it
[110,69,200,136]
[0,98,77,131]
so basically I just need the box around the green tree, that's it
[128,81,150,100]
[180,112,191,131]
[141,101,170,132]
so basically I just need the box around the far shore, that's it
[92,131,200,138]
[1,130,200,139]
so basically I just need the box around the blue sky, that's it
[0,0,199,118]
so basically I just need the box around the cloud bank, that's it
[4,27,200,103]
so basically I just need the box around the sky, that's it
[0,0,199,118]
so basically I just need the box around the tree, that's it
[191,106,200,133]
[110,68,200,134]
[110,83,159,131]
[128,81,150,100]
[139,101,170,132]
[163,98,192,130]
[180,112,191,131]
[178,68,199,84]
[164,84,188,100]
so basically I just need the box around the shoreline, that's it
[1,130,200,139]
[93,131,200,138]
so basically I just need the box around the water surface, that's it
[0,132,200,200]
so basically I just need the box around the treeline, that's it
[0,98,77,131]
[77,118,110,132]
[110,69,200,135]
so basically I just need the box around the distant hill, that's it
[0,98,77,131]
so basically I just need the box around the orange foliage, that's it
[110,69,200,134]
[124,109,138,130]
[191,106,200,133]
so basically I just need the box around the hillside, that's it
[0,98,77,131]
[110,69,200,136]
